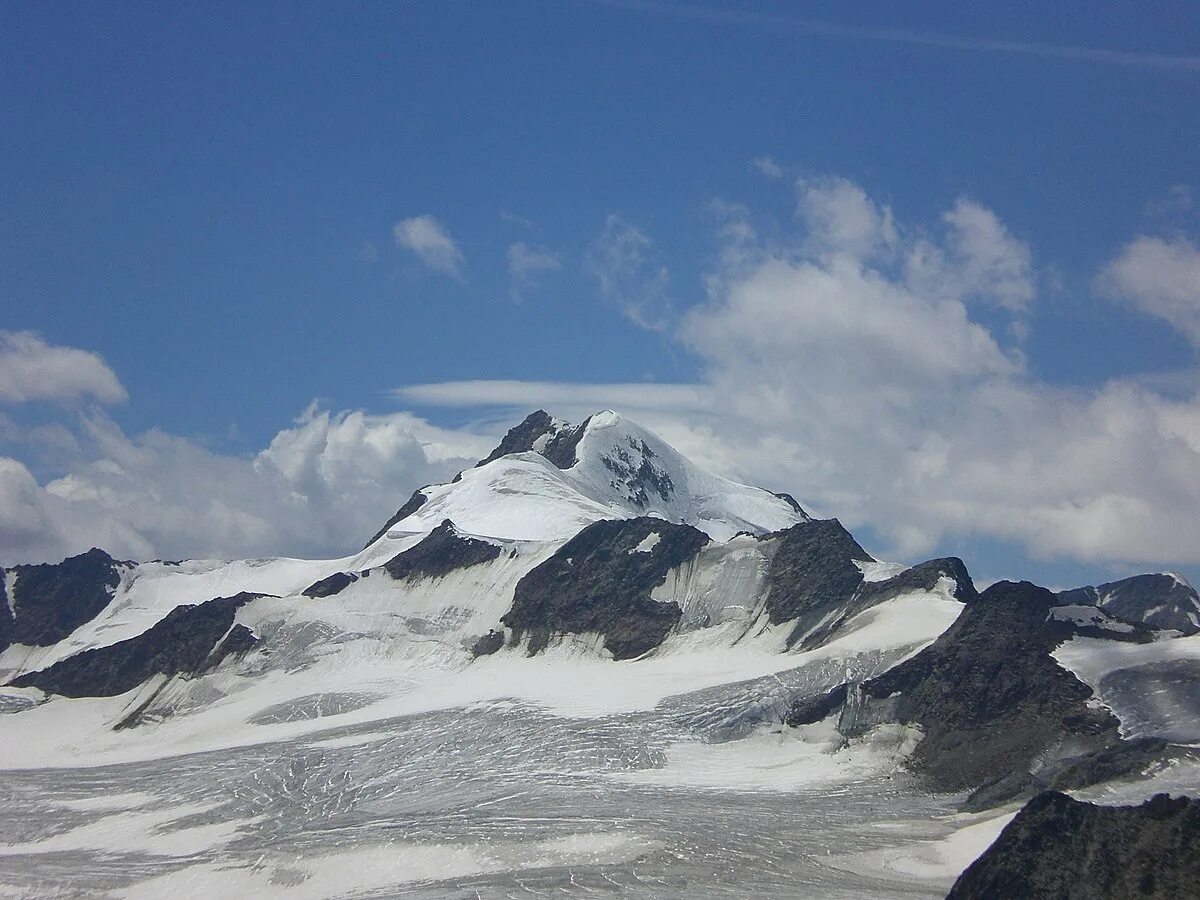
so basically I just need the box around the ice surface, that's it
[376,412,806,543]
[1053,634,1200,740]
[0,587,972,899]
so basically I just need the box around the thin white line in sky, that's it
[584,0,1200,73]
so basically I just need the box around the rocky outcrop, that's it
[763,520,974,649]
[1058,573,1200,635]
[947,791,1200,899]
[9,593,264,698]
[962,738,1184,811]
[302,571,359,598]
[383,520,501,581]
[0,548,128,652]
[363,488,429,548]
[788,581,1120,795]
[502,517,709,660]
[471,409,591,471]
[762,519,873,643]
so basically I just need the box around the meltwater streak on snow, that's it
[0,591,968,899]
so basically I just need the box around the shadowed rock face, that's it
[474,409,556,468]
[789,581,1120,794]
[502,517,709,660]
[383,520,501,581]
[363,489,429,548]
[0,548,126,652]
[948,791,1200,900]
[472,409,592,471]
[8,593,264,698]
[1058,573,1200,635]
[763,519,872,637]
[763,520,975,649]
[302,571,359,598]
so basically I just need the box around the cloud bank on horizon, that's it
[3,173,1200,574]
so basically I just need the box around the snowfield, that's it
[1,410,1195,898]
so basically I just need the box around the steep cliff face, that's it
[501,517,709,659]
[0,548,128,651]
[948,791,1200,900]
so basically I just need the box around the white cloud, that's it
[916,198,1035,312]
[394,380,710,419]
[506,242,562,299]
[1095,235,1200,345]
[0,407,489,566]
[796,176,898,262]
[587,215,674,330]
[394,215,466,279]
[752,156,784,179]
[403,181,1200,568]
[0,331,127,405]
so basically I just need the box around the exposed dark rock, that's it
[772,492,809,516]
[786,682,851,726]
[757,519,975,651]
[471,629,505,657]
[472,409,592,471]
[763,519,872,628]
[963,738,1178,811]
[1049,603,1156,643]
[502,517,709,660]
[796,556,978,652]
[598,436,674,507]
[301,571,359,598]
[363,488,429,548]
[788,581,1120,795]
[947,790,1200,900]
[383,520,501,581]
[0,548,127,652]
[474,409,560,468]
[867,557,978,605]
[1058,573,1200,635]
[541,416,592,469]
[9,593,266,698]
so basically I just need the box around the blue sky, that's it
[2,1,1200,589]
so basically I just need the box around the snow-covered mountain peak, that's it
[371,410,809,544]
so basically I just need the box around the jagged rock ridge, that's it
[948,790,1200,899]
[787,581,1121,797]
[10,592,263,699]
[0,548,129,652]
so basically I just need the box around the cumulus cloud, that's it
[406,179,1200,569]
[0,331,127,405]
[587,215,674,330]
[506,242,562,300]
[1095,235,1200,345]
[796,176,898,262]
[0,407,489,566]
[394,215,466,279]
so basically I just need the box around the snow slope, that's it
[375,410,807,543]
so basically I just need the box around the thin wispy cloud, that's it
[394,215,466,280]
[507,242,563,300]
[586,0,1200,73]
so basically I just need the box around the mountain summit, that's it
[368,409,808,544]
